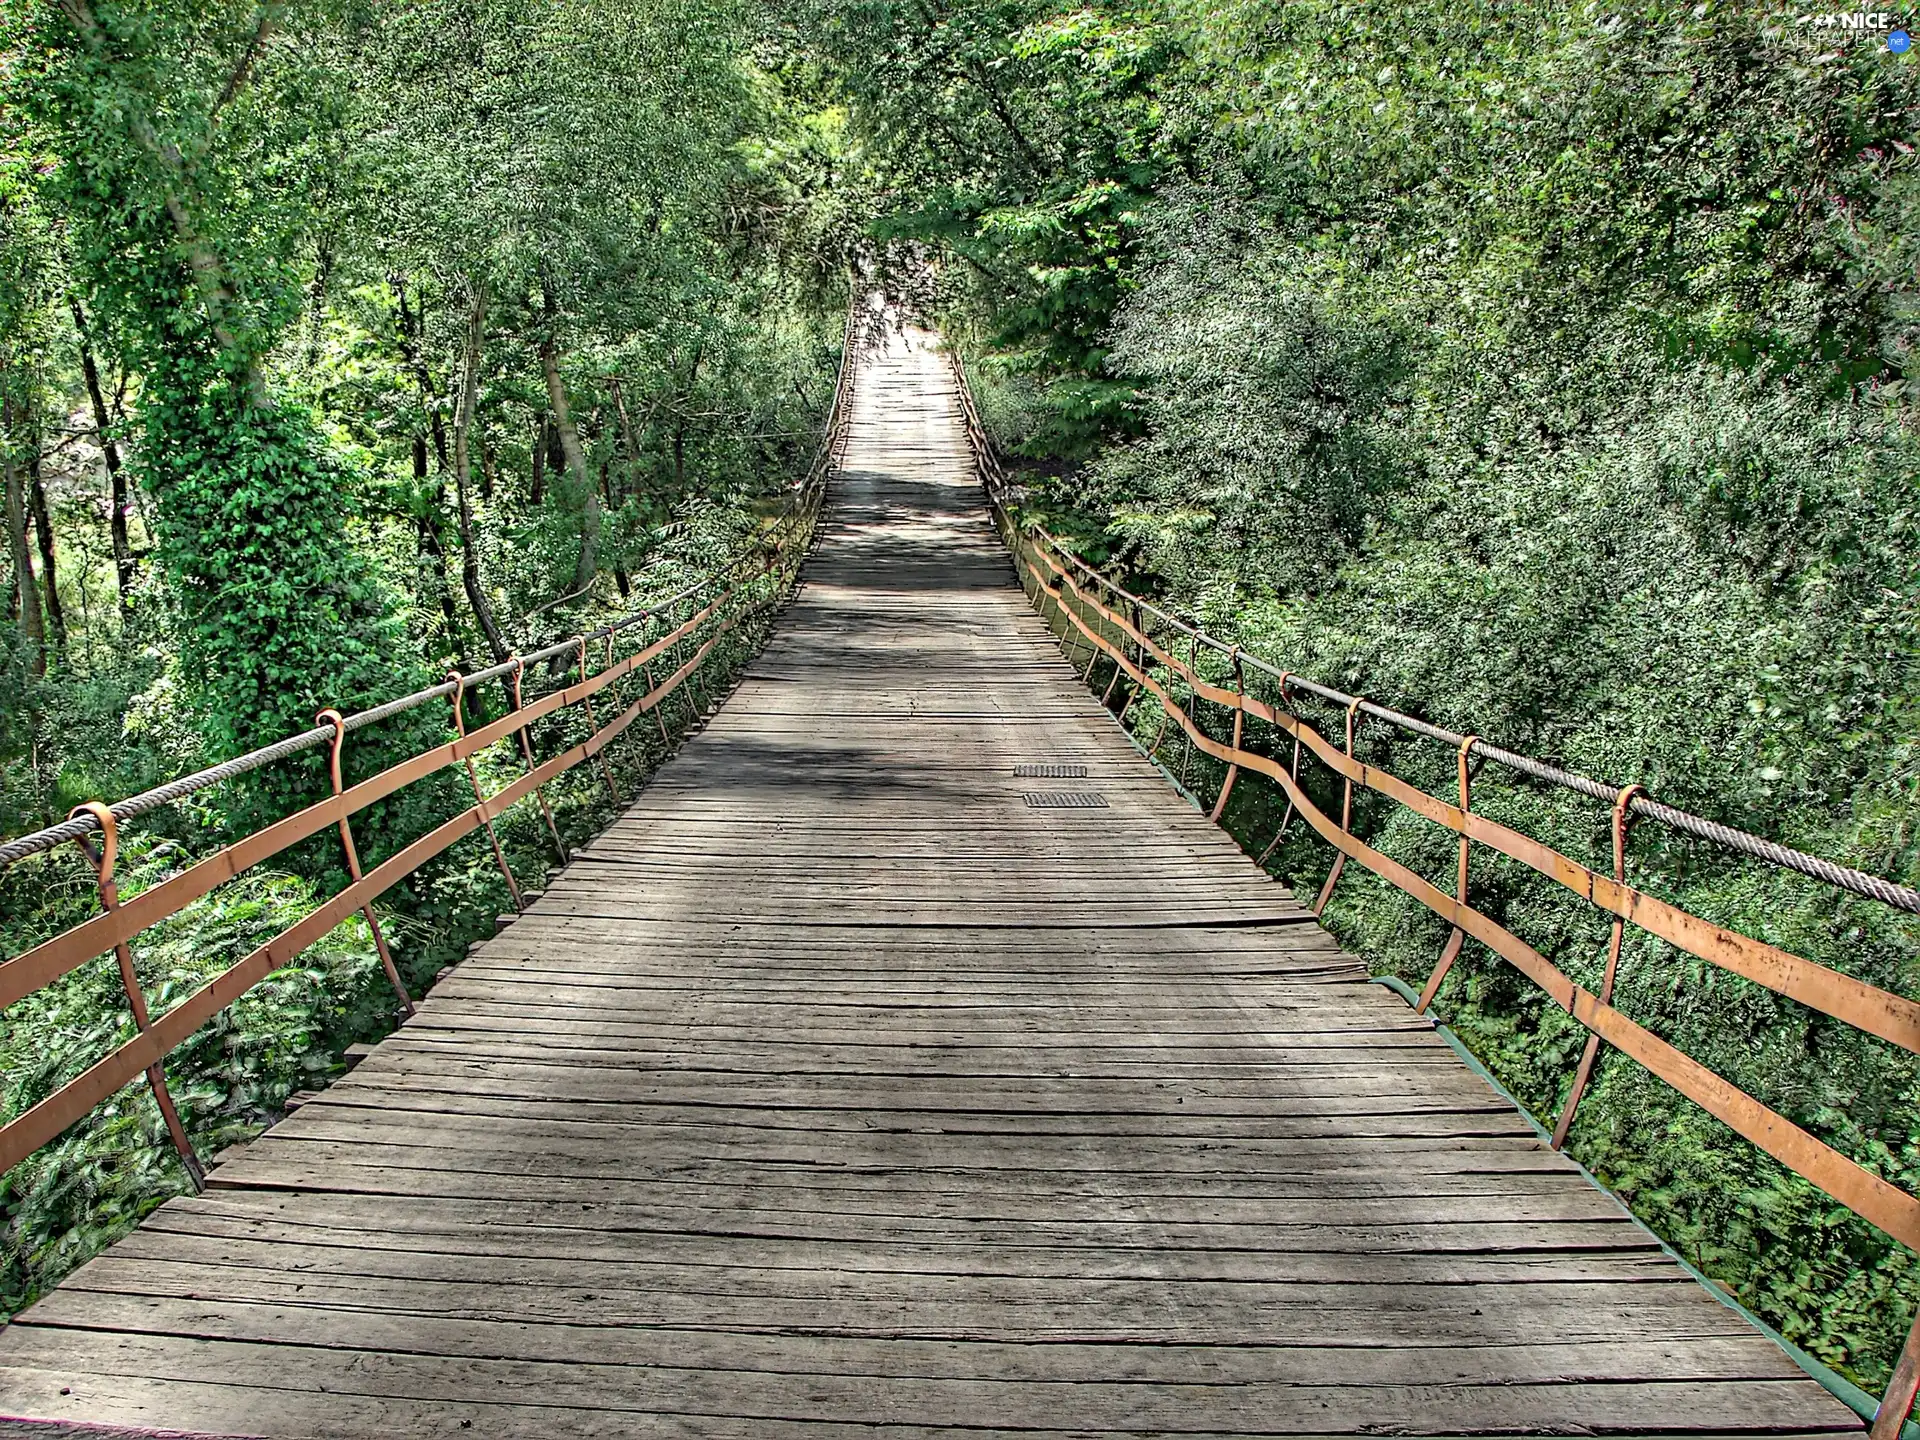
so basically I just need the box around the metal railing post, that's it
[1416,735,1480,1015]
[509,658,568,863]
[445,671,525,911]
[1552,782,1645,1148]
[1313,696,1365,917]
[316,710,415,1016]
[1872,1314,1920,1439]
[574,642,623,806]
[1209,647,1246,823]
[1256,672,1303,866]
[68,802,206,1190]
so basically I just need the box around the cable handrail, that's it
[944,351,1920,917]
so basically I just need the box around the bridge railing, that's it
[948,350,1920,1439]
[0,301,862,1188]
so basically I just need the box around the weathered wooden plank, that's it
[174,1180,1639,1230]
[291,1088,1531,1136]
[91,1226,1688,1288]
[138,1192,1655,1255]
[29,1262,1754,1342]
[6,1293,1803,1384]
[0,1365,1859,1440]
[0,1332,1854,1433]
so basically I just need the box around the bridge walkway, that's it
[0,328,1856,1437]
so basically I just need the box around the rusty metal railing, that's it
[947,350,1920,1438]
[0,299,863,1186]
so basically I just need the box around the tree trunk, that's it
[61,0,271,408]
[598,454,631,597]
[25,439,66,647]
[392,276,450,472]
[538,306,600,594]
[71,298,134,612]
[667,337,706,501]
[414,436,463,651]
[531,417,548,506]
[1,388,45,676]
[608,377,641,462]
[453,284,508,665]
[480,442,496,502]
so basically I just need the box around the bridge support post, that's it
[1146,621,1173,761]
[1178,636,1199,790]
[1872,1307,1920,1439]
[1416,736,1480,1015]
[644,662,671,741]
[574,641,623,808]
[1313,696,1365,917]
[68,802,206,1191]
[1209,648,1245,824]
[1116,603,1142,725]
[316,711,416,1017]
[1551,783,1644,1149]
[446,672,526,911]
[1255,673,1302,867]
[510,658,568,863]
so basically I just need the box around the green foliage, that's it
[809,0,1178,452]
[137,380,413,755]
[16,0,423,793]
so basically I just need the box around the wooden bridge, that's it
[0,328,1872,1435]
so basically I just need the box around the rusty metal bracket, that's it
[1313,695,1366,917]
[509,659,567,863]
[68,801,206,1191]
[1416,735,1480,1015]
[1177,634,1201,789]
[1118,602,1145,728]
[445,671,525,911]
[1872,1311,1920,1438]
[574,641,623,806]
[644,661,671,741]
[1257,671,1304,867]
[604,632,623,722]
[1209,648,1246,824]
[316,710,414,1017]
[1552,781,1645,1149]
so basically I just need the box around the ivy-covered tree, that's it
[20,0,417,766]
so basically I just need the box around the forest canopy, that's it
[3,0,1919,1403]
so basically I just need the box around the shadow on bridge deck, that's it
[0,328,1858,1438]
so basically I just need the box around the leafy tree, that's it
[17,0,417,777]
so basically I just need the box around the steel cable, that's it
[953,370,1920,917]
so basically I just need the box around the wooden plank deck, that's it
[0,328,1859,1437]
